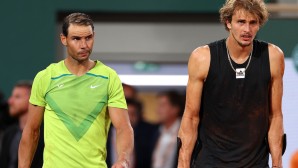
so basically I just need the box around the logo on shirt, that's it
[90,84,101,89]
[57,84,64,88]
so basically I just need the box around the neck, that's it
[19,112,28,130]
[65,57,95,76]
[226,36,253,62]
[163,118,178,130]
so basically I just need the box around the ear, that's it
[226,20,232,30]
[60,33,67,46]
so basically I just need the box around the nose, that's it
[244,23,251,32]
[80,39,87,48]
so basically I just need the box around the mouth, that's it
[241,34,253,41]
[78,51,90,56]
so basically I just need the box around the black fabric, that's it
[106,126,113,168]
[192,39,271,168]
[0,123,44,168]
[106,121,158,168]
[8,127,21,168]
[134,121,159,168]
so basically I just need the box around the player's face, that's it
[61,24,94,62]
[227,9,260,47]
[8,87,30,117]
[157,96,179,124]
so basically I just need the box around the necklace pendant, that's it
[236,68,245,79]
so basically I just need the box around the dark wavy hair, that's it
[62,12,94,36]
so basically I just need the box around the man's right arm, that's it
[177,46,210,168]
[18,104,44,168]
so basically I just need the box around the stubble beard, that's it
[9,107,27,118]
[71,50,92,63]
[231,31,253,48]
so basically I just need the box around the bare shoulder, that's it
[188,45,210,80]
[268,43,285,77]
[190,45,210,63]
[268,43,284,62]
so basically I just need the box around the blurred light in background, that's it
[119,75,188,86]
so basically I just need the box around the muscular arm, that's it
[268,44,285,167]
[18,104,44,168]
[109,107,134,168]
[177,46,210,168]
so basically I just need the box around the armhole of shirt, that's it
[205,40,220,85]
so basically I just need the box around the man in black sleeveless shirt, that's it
[177,0,285,167]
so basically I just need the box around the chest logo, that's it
[236,68,246,79]
[90,84,101,89]
[57,84,64,88]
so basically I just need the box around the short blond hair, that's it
[219,0,269,31]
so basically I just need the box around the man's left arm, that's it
[268,44,285,167]
[109,107,134,168]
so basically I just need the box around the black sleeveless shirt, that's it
[192,39,271,168]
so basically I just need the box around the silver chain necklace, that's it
[226,41,253,78]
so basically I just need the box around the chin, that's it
[238,40,252,47]
[9,112,20,118]
[242,42,252,47]
[75,57,90,62]
[241,37,255,46]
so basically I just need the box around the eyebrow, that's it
[85,34,93,38]
[236,19,258,22]
[237,19,246,22]
[71,36,81,39]
[71,34,93,39]
[249,20,258,23]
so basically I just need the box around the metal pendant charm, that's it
[236,68,245,79]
